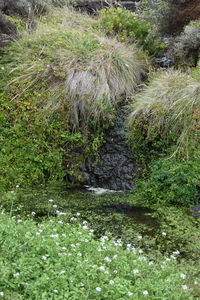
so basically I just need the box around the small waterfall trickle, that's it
[84,108,134,191]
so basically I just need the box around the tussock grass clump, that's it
[5,8,146,129]
[127,70,200,158]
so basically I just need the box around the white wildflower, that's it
[96,287,101,292]
[31,212,36,216]
[173,250,180,255]
[138,235,142,239]
[104,257,112,263]
[99,266,105,271]
[76,212,80,216]
[83,225,88,230]
[0,292,4,297]
[41,255,47,260]
[132,269,139,275]
[162,232,167,236]
[128,292,133,296]
[182,285,188,290]
[180,274,186,279]
[50,234,59,238]
[59,270,65,275]
[48,199,53,202]
[58,221,63,224]
[13,273,20,278]
[143,290,149,295]
[53,205,57,208]
[53,290,58,293]
[109,280,114,285]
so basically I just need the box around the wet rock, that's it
[191,205,200,218]
[155,56,174,68]
[84,109,134,191]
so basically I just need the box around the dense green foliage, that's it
[134,157,200,206]
[98,7,165,55]
[0,207,199,299]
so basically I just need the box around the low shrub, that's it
[0,211,199,299]
[98,7,165,55]
[134,157,200,206]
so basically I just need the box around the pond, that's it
[1,183,200,261]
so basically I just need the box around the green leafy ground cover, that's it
[0,202,199,299]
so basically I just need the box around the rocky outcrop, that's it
[84,109,134,191]
[161,0,200,34]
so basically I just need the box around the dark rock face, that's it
[161,0,200,34]
[84,109,134,191]
[0,12,18,48]
[75,0,139,13]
